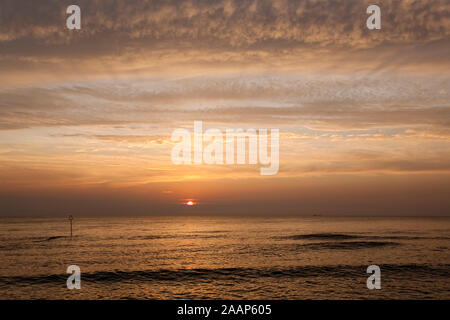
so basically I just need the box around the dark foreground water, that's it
[0,216,449,299]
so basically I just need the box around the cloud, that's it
[1,0,448,47]
[0,0,449,216]
[0,73,448,131]
[0,0,448,83]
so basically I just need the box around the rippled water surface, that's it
[0,216,449,299]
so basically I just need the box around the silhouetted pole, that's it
[68,215,73,238]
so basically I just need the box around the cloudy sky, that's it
[0,0,449,216]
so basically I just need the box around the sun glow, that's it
[185,201,196,206]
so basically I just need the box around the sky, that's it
[0,0,449,216]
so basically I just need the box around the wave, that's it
[1,264,449,286]
[282,233,359,240]
[195,230,230,233]
[37,236,66,242]
[278,233,446,241]
[3,232,448,244]
[296,241,400,250]
[129,234,225,240]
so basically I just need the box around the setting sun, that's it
[185,201,195,206]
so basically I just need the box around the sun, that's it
[186,201,195,206]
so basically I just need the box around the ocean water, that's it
[0,216,449,299]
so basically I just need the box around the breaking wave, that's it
[1,264,449,287]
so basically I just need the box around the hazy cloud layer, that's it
[1,74,448,131]
[1,0,448,46]
[0,0,449,82]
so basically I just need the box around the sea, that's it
[0,216,449,299]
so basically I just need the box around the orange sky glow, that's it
[0,0,449,216]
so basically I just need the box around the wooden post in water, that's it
[68,215,73,238]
